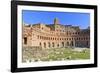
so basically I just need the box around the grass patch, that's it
[23,48,90,62]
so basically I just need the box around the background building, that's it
[23,18,90,49]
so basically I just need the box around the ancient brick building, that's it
[23,18,90,49]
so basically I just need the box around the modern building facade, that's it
[23,18,90,49]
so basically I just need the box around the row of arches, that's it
[39,41,74,49]
[39,41,89,49]
[23,37,89,48]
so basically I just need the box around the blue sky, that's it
[22,10,90,29]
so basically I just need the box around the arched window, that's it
[51,37,52,40]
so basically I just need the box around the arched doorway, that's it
[57,44,59,48]
[39,42,42,48]
[71,41,74,46]
[48,42,50,48]
[62,42,64,47]
[24,37,27,45]
[52,42,54,47]
[67,42,69,46]
[44,42,46,48]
